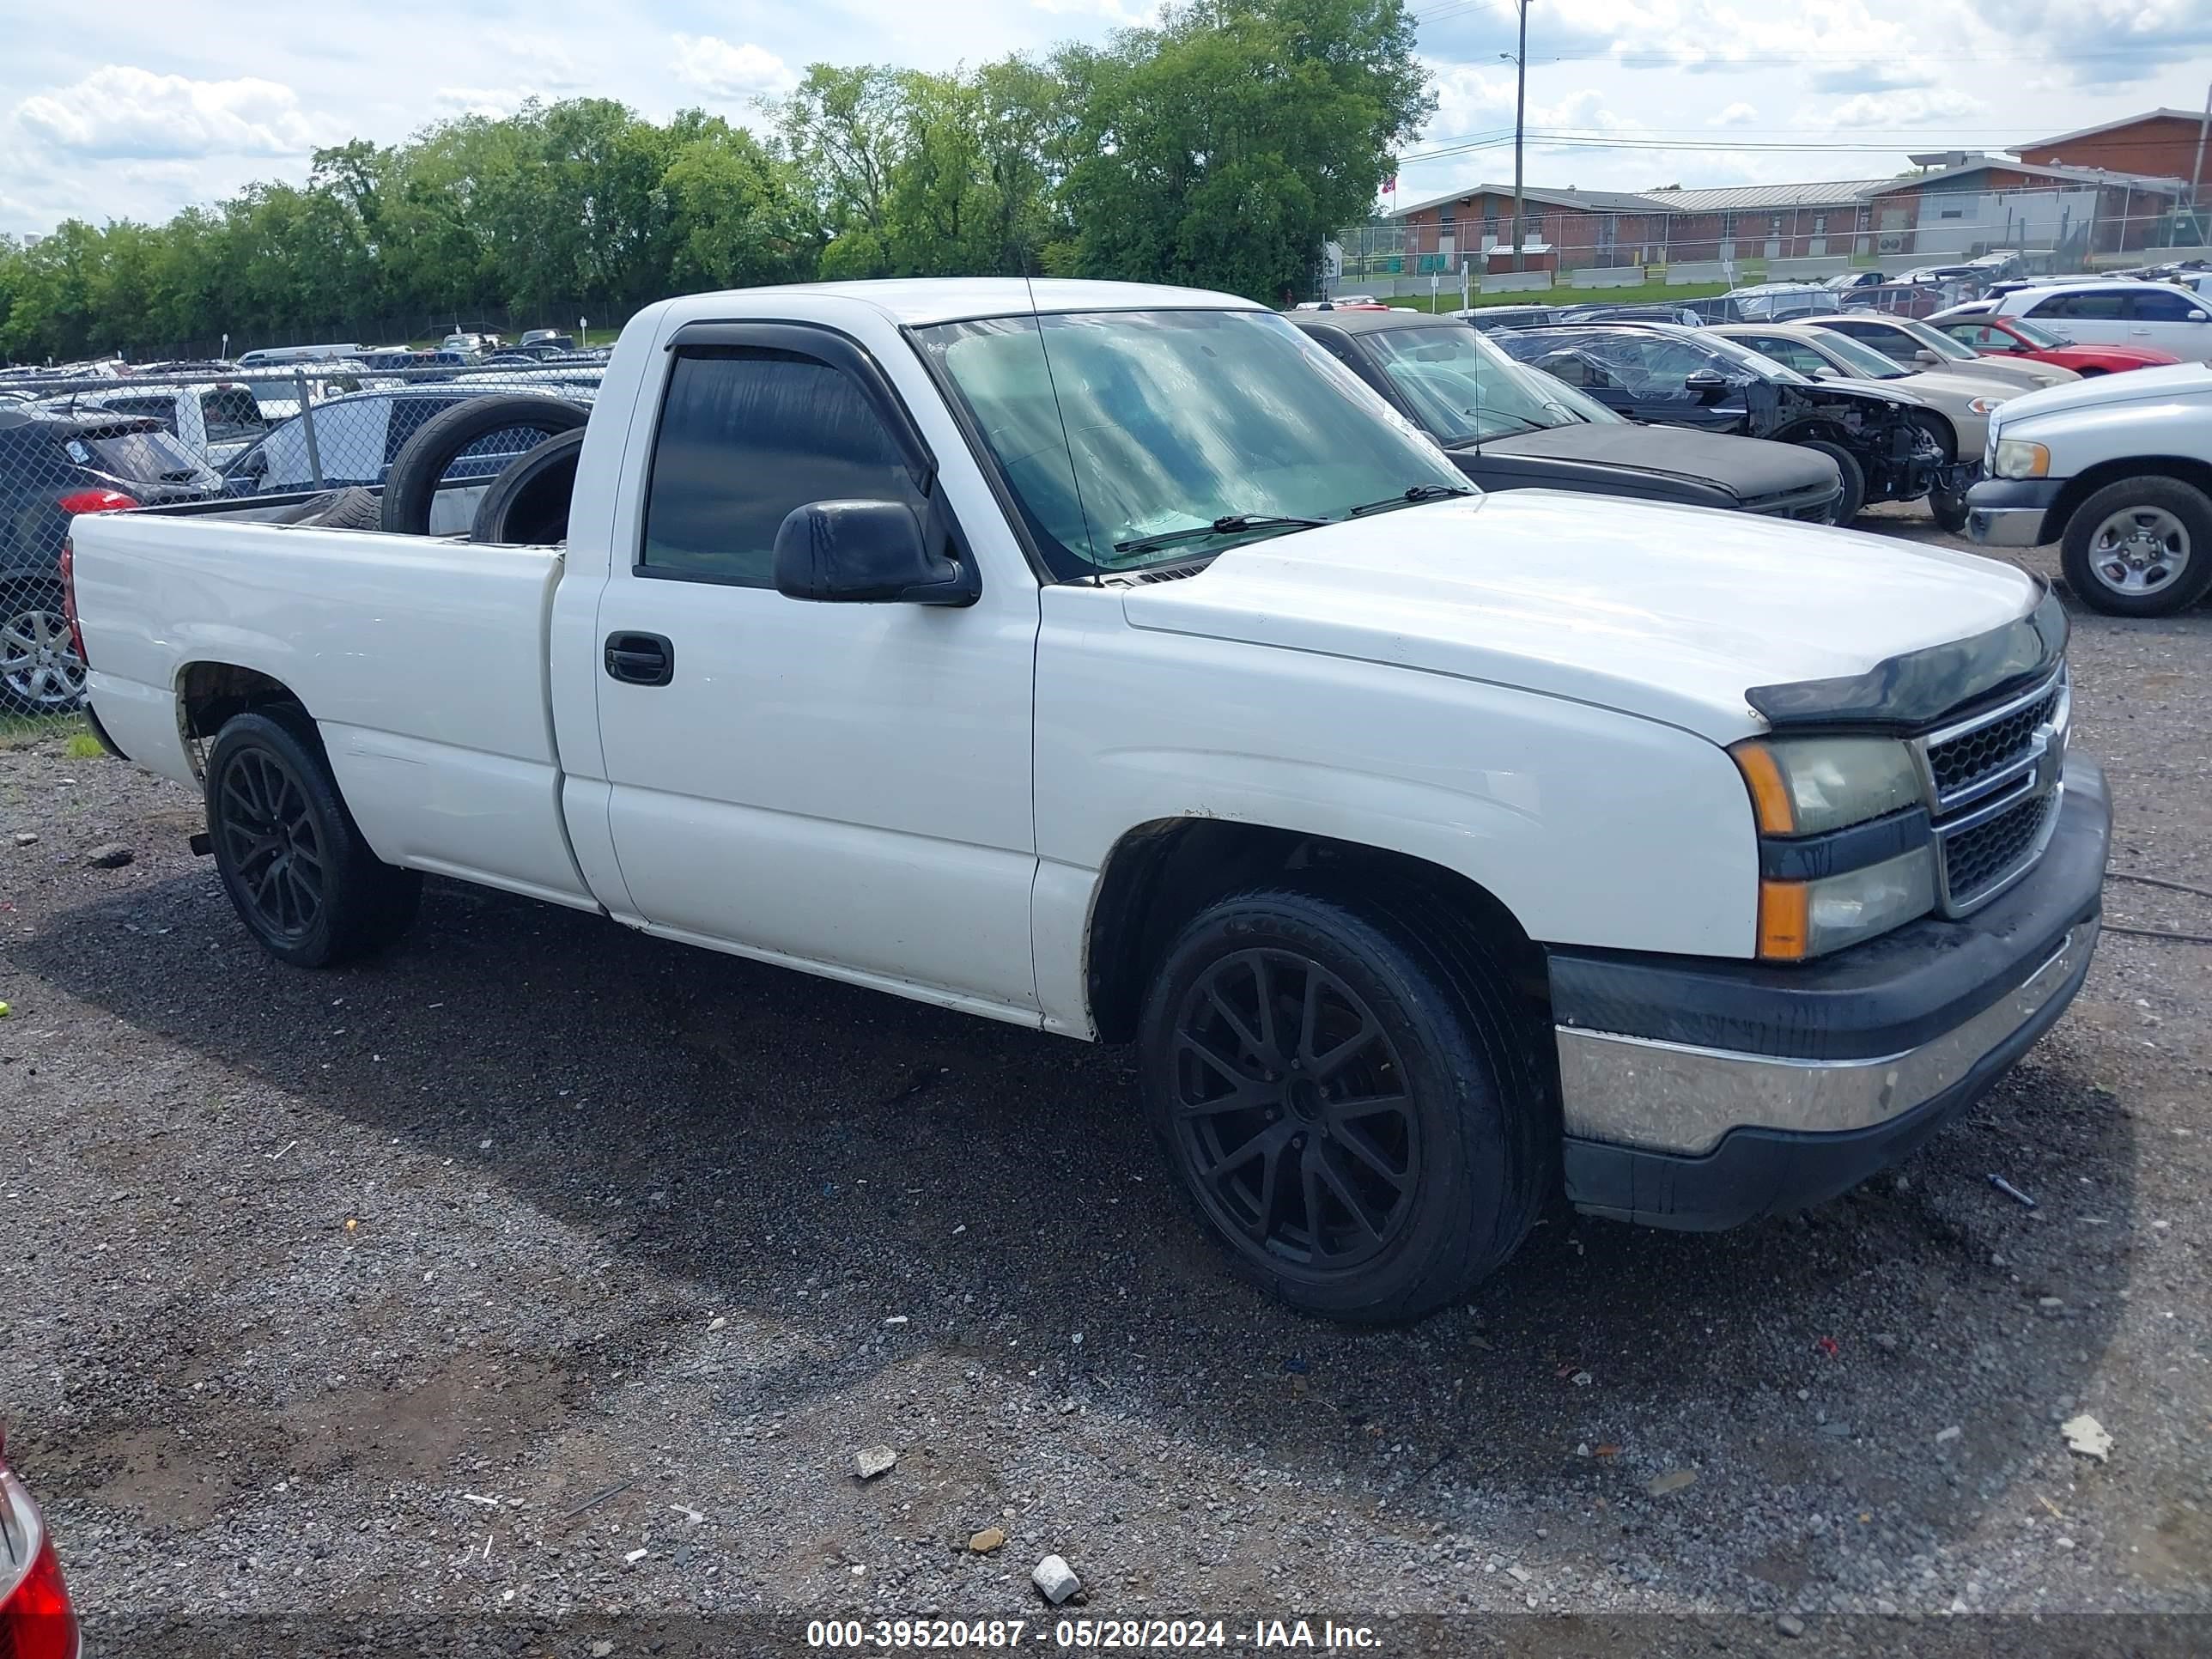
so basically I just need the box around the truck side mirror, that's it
[773,499,979,607]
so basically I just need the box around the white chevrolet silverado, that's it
[66,279,2109,1323]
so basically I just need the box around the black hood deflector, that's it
[1745,585,2067,732]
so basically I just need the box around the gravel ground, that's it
[2,514,2208,1656]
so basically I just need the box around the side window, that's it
[259,417,314,489]
[384,398,452,464]
[1738,335,1823,374]
[640,349,920,586]
[1837,322,1911,362]
[2127,288,2203,322]
[2029,292,2124,321]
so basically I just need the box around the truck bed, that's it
[72,505,596,909]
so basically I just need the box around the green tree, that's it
[662,115,819,291]
[1064,0,1431,299]
[775,64,908,278]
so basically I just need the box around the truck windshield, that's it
[1359,325,1622,444]
[914,307,1469,577]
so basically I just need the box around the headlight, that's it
[1966,396,1997,416]
[1733,736,1936,959]
[1759,848,1938,961]
[1732,736,1923,835]
[1993,438,2049,479]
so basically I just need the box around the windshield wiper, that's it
[1346,483,1476,517]
[1112,514,1326,556]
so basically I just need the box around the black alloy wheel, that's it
[216,745,325,942]
[1169,947,1419,1273]
[204,708,422,966]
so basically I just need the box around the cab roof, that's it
[663,277,1261,329]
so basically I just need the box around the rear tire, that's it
[1137,882,1553,1324]
[2059,475,2212,617]
[1801,441,1866,524]
[379,395,589,536]
[205,708,422,967]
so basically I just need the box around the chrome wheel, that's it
[0,600,86,712]
[1170,948,1419,1274]
[2086,505,2191,598]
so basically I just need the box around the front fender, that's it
[1030,591,1763,1032]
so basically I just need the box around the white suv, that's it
[1995,282,2212,362]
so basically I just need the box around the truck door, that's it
[586,322,1042,1018]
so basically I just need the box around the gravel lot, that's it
[3,514,2208,1656]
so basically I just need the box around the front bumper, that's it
[1966,477,2065,548]
[1548,758,2109,1231]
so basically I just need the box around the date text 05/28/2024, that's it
[804,1619,1382,1650]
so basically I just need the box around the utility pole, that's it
[2192,80,2211,234]
[1509,0,1529,273]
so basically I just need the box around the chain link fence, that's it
[1,355,606,722]
[1336,185,2212,300]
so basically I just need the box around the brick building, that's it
[2019,109,2212,189]
[1373,146,2189,279]
[1869,154,2185,258]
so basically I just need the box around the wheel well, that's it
[1084,818,1549,1044]
[176,662,309,773]
[1905,409,1956,460]
[2051,456,2212,533]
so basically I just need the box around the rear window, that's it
[77,427,203,480]
[201,387,266,441]
[92,394,179,429]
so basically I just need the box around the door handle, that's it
[605,631,674,686]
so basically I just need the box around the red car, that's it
[0,1431,79,1659]
[1934,314,2180,377]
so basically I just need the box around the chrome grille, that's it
[1942,791,2057,908]
[1912,669,2068,917]
[1926,684,2063,804]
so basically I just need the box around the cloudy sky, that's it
[3,0,2209,236]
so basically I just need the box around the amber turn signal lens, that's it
[1733,743,1796,836]
[1758,880,1811,962]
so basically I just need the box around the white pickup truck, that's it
[67,278,2109,1323]
[1966,361,2212,617]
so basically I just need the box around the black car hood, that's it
[1473,422,1834,502]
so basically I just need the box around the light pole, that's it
[1503,2,1529,274]
[2191,81,2210,235]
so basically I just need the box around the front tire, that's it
[1138,884,1553,1323]
[1801,441,1867,523]
[205,708,422,967]
[2059,476,2212,617]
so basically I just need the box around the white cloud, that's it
[670,34,796,99]
[1825,87,1989,127]
[1711,101,1758,125]
[433,87,550,119]
[13,65,317,161]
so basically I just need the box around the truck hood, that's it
[1119,491,2042,743]
[1471,423,1834,502]
[1987,359,2212,431]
